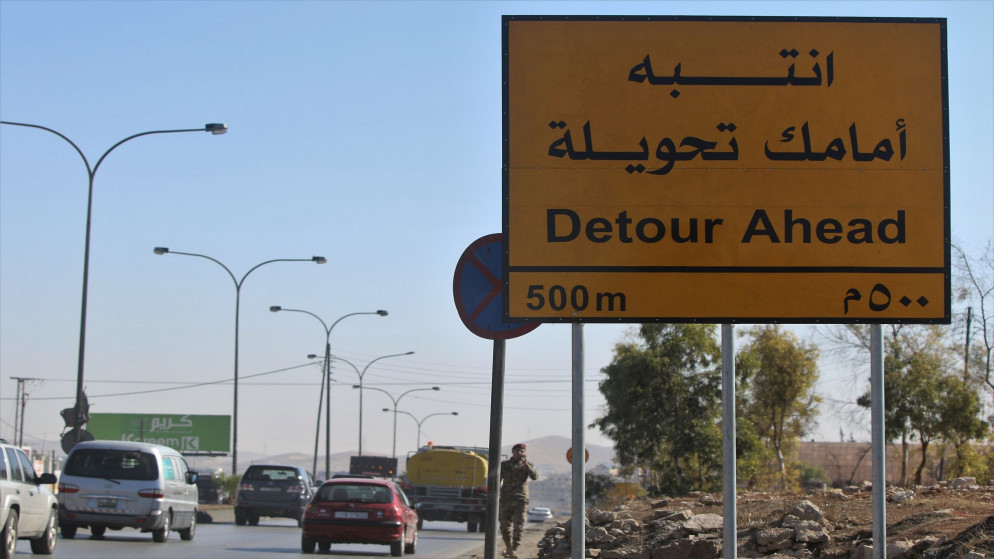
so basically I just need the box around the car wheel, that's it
[0,509,17,558]
[30,509,57,555]
[390,537,403,557]
[247,511,260,526]
[301,534,316,553]
[234,508,247,526]
[467,521,477,533]
[90,525,106,537]
[1,509,18,559]
[417,516,424,530]
[152,511,171,543]
[404,526,418,554]
[318,541,331,551]
[179,511,196,541]
[60,524,77,539]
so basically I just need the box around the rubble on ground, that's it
[535,481,994,559]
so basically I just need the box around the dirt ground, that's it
[458,519,551,559]
[206,487,993,558]
[461,487,994,558]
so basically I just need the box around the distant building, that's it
[798,441,994,486]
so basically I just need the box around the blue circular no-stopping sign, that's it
[453,233,539,340]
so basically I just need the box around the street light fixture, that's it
[352,385,440,461]
[385,409,459,450]
[153,247,325,474]
[0,121,226,446]
[329,352,414,457]
[270,307,387,479]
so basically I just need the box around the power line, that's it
[0,366,607,402]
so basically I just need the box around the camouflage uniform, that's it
[499,454,538,557]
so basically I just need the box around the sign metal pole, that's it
[722,324,737,559]
[571,324,586,559]
[484,339,506,559]
[871,325,886,558]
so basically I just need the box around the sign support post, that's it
[871,325,886,558]
[722,325,737,559]
[571,324,586,559]
[485,339,506,559]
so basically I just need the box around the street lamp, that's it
[153,247,325,474]
[352,385,440,460]
[270,308,387,479]
[329,352,414,457]
[386,409,459,450]
[0,121,226,445]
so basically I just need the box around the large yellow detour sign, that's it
[502,16,949,323]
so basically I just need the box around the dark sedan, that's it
[235,464,316,526]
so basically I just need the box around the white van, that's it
[57,440,198,542]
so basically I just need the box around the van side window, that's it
[4,448,24,482]
[175,457,189,480]
[16,449,37,481]
[0,450,7,480]
[163,457,177,481]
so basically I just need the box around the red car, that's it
[301,478,419,556]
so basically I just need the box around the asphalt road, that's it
[14,518,486,558]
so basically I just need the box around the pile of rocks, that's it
[537,498,835,559]
[535,485,992,559]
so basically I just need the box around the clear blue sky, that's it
[1,1,991,471]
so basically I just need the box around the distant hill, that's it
[499,435,615,475]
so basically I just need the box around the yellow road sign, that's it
[503,16,949,323]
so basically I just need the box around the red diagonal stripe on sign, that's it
[466,250,502,322]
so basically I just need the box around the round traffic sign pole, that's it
[453,234,539,559]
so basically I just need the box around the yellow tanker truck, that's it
[402,444,489,532]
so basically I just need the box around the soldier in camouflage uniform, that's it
[499,443,538,558]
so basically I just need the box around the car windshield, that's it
[318,483,393,503]
[64,449,158,481]
[243,466,300,482]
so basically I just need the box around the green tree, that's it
[855,325,927,486]
[952,242,994,483]
[593,324,722,495]
[954,242,994,408]
[903,334,954,486]
[929,373,989,480]
[584,472,614,507]
[737,326,821,490]
[855,325,987,486]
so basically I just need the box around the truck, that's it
[402,444,489,532]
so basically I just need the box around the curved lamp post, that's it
[0,121,226,444]
[386,409,458,450]
[270,307,387,479]
[330,352,414,457]
[352,385,439,461]
[153,247,325,474]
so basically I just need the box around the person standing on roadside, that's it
[499,443,538,558]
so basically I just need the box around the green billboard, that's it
[87,414,231,454]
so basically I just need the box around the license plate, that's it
[260,487,281,492]
[334,511,368,519]
[97,498,117,508]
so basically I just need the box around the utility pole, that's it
[10,377,41,446]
